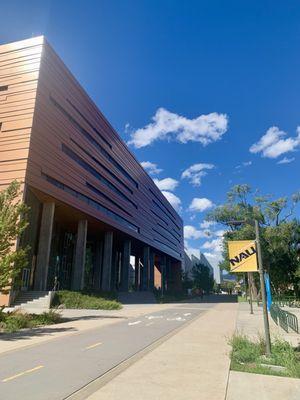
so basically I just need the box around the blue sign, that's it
[264,273,272,311]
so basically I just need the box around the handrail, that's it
[270,303,299,334]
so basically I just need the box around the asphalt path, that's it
[0,303,214,400]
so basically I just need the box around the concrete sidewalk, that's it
[225,302,300,400]
[227,371,300,400]
[236,302,300,346]
[85,303,238,400]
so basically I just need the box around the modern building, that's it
[184,250,218,282]
[0,37,184,306]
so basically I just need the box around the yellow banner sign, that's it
[228,240,258,272]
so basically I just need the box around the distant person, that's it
[53,276,59,291]
[199,288,204,300]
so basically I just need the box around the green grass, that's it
[238,296,248,303]
[52,290,122,310]
[229,334,300,378]
[0,309,62,333]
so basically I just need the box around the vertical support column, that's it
[134,256,140,290]
[142,246,150,290]
[161,255,167,294]
[71,219,88,291]
[93,240,103,291]
[110,249,118,291]
[101,231,113,291]
[120,239,131,292]
[34,202,55,291]
[149,251,155,290]
[173,261,182,292]
[166,257,172,290]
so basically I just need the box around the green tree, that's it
[0,181,29,292]
[192,262,214,293]
[182,271,193,291]
[206,184,300,295]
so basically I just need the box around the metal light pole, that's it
[255,219,271,356]
[248,272,254,314]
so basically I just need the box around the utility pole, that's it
[255,219,271,356]
[248,272,254,314]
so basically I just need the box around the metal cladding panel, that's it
[0,37,43,189]
[9,37,184,261]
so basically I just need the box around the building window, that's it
[151,199,181,231]
[42,173,139,233]
[153,239,181,258]
[70,139,133,194]
[86,182,132,216]
[62,144,137,209]
[152,228,179,248]
[149,188,180,227]
[50,96,138,189]
[66,99,111,148]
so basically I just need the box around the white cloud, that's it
[203,251,219,259]
[140,161,162,175]
[202,238,224,273]
[188,198,214,212]
[181,163,215,186]
[153,177,179,191]
[200,220,215,229]
[277,157,295,164]
[202,238,223,252]
[128,108,229,148]
[185,246,200,259]
[250,126,300,158]
[235,161,252,169]
[214,229,226,237]
[204,251,223,272]
[184,225,210,240]
[161,191,182,213]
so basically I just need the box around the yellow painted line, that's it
[2,365,44,383]
[85,342,102,350]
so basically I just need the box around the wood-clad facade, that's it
[0,37,183,304]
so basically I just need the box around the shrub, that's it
[4,312,33,332]
[230,334,261,363]
[229,333,300,378]
[0,310,62,333]
[32,310,62,325]
[52,290,122,310]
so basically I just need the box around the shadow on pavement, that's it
[183,294,238,303]
[0,314,127,341]
[62,315,126,322]
[0,326,76,341]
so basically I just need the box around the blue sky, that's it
[1,0,300,268]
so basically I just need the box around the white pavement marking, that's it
[128,321,142,326]
[2,365,44,383]
[167,317,186,322]
[183,313,192,316]
[145,315,163,320]
[85,342,102,350]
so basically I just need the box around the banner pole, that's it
[248,272,254,314]
[255,219,271,356]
